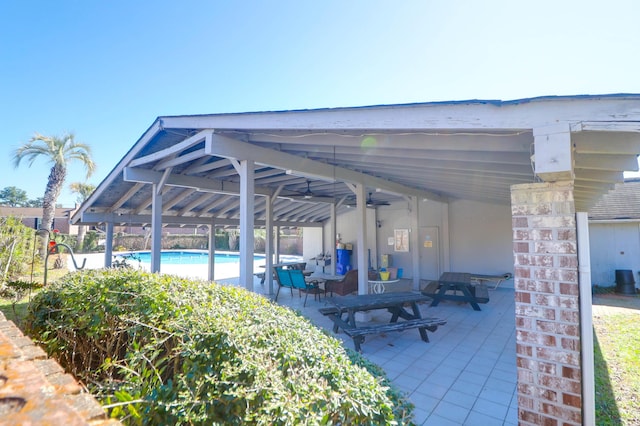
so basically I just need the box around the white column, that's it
[265,195,274,295]
[104,222,114,267]
[275,225,281,264]
[410,196,420,290]
[150,184,163,273]
[238,160,255,290]
[577,211,595,425]
[208,221,215,282]
[355,183,368,295]
[441,202,450,272]
[329,203,337,275]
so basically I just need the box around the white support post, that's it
[265,195,274,295]
[441,202,450,272]
[410,196,420,290]
[238,160,255,290]
[355,183,368,295]
[208,221,215,282]
[577,211,595,425]
[275,225,281,264]
[150,184,162,273]
[330,203,337,275]
[104,222,114,267]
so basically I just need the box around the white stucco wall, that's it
[448,199,514,275]
[588,222,640,287]
[320,197,514,280]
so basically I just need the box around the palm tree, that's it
[13,132,95,257]
[69,182,96,251]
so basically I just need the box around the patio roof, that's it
[71,94,640,228]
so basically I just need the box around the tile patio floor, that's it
[237,276,518,425]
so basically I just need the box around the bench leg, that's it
[352,336,364,352]
[418,327,430,343]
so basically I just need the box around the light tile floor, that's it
[229,277,519,425]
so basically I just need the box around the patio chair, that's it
[325,269,358,296]
[274,267,295,302]
[289,269,324,307]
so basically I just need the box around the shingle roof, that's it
[589,179,640,220]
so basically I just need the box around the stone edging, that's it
[0,311,121,425]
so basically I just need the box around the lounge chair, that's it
[274,267,295,301]
[289,269,324,306]
[325,269,358,296]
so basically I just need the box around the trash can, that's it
[615,269,636,295]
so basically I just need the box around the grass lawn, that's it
[592,293,640,425]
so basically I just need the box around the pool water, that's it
[126,251,264,265]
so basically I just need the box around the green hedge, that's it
[26,269,414,425]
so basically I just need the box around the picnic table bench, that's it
[320,292,446,352]
[422,272,489,311]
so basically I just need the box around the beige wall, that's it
[449,199,514,275]
[321,197,514,280]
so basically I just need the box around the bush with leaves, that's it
[26,269,414,425]
[0,216,38,284]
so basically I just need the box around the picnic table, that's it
[320,292,446,352]
[422,272,489,311]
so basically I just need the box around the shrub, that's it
[0,216,38,283]
[26,269,414,425]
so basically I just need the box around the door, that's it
[419,226,440,280]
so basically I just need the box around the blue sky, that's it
[2,0,640,206]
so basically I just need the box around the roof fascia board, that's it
[573,121,640,132]
[159,96,640,132]
[206,133,446,202]
[78,212,322,228]
[128,130,214,168]
[71,119,164,224]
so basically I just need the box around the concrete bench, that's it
[342,317,446,352]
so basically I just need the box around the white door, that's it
[419,226,440,280]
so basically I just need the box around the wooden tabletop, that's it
[327,291,431,312]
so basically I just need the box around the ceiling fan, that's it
[287,180,334,201]
[346,192,390,207]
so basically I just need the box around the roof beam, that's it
[79,212,322,228]
[123,167,274,196]
[206,133,446,202]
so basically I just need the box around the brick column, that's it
[511,181,582,425]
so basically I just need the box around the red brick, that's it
[516,267,532,278]
[559,269,578,283]
[562,393,582,408]
[517,343,533,357]
[516,305,556,320]
[557,229,576,241]
[539,374,582,394]
[536,347,581,367]
[516,292,532,303]
[517,330,556,346]
[559,296,579,309]
[538,361,556,375]
[519,408,540,423]
[538,388,558,402]
[537,320,579,337]
[559,283,579,296]
[558,256,578,268]
[534,268,560,281]
[542,415,559,426]
[513,217,529,227]
[562,366,580,380]
[561,337,580,351]
[516,316,533,329]
[535,294,560,307]
[541,403,582,424]
[560,310,579,323]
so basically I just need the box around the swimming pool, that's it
[124,251,265,265]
